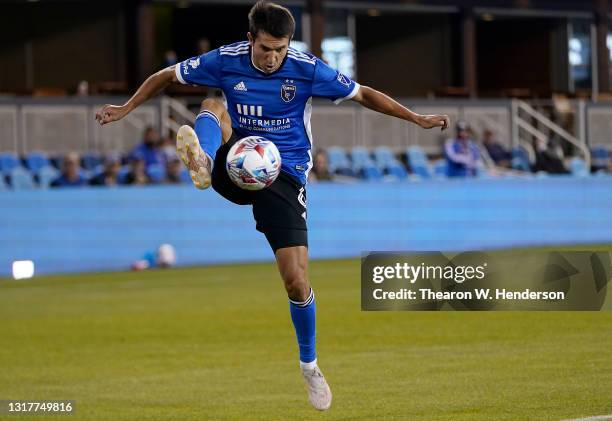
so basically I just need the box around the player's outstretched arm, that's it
[95,66,179,126]
[351,85,449,131]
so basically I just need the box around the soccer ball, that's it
[226,136,281,190]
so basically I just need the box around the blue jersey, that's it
[175,41,360,184]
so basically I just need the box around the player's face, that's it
[248,31,290,74]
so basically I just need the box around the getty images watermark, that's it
[361,251,612,311]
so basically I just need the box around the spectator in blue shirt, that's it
[129,126,165,169]
[445,121,482,177]
[51,152,87,187]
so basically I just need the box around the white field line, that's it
[561,415,612,421]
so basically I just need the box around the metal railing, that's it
[1,97,611,169]
[512,99,591,168]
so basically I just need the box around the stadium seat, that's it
[591,145,609,171]
[82,153,103,171]
[147,164,166,184]
[38,166,60,189]
[0,152,21,175]
[9,167,36,189]
[511,147,531,172]
[351,147,383,180]
[50,156,63,170]
[476,166,492,179]
[326,147,353,176]
[0,175,8,190]
[117,165,131,184]
[433,160,447,178]
[26,151,51,174]
[569,157,589,177]
[79,168,94,183]
[406,146,432,179]
[373,146,407,180]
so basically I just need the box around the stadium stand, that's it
[10,167,36,190]
[82,152,103,172]
[25,151,51,175]
[38,166,60,189]
[0,153,21,175]
[146,163,167,184]
[1,141,610,189]
[569,158,589,177]
[373,146,408,180]
[326,146,354,177]
[591,145,609,172]
[406,146,433,179]
[350,147,383,181]
[511,147,532,172]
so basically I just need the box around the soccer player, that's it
[95,1,449,411]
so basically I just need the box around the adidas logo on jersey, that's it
[234,81,247,91]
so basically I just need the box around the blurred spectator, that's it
[125,156,149,185]
[533,138,569,174]
[89,153,122,186]
[76,80,89,97]
[482,129,511,168]
[444,121,482,177]
[197,37,211,55]
[166,156,183,184]
[129,126,166,169]
[309,150,333,182]
[51,152,87,188]
[164,50,178,66]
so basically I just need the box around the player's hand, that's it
[417,114,450,131]
[95,104,129,126]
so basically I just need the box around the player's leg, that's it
[177,98,232,189]
[252,176,331,410]
[275,245,332,411]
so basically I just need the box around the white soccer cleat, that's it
[176,125,212,190]
[301,365,332,411]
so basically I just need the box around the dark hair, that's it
[248,1,295,39]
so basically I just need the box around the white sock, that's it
[300,359,318,371]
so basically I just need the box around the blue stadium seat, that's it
[433,160,447,178]
[79,168,94,183]
[147,164,166,184]
[351,147,383,180]
[569,157,589,177]
[82,153,103,171]
[0,152,21,175]
[476,166,492,178]
[0,175,8,190]
[511,147,531,172]
[9,167,36,189]
[591,145,609,171]
[406,146,432,179]
[117,165,131,184]
[327,147,353,176]
[38,166,60,189]
[26,151,50,174]
[373,146,407,179]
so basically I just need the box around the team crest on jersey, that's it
[337,73,350,87]
[281,81,297,102]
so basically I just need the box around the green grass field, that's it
[1,258,611,420]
